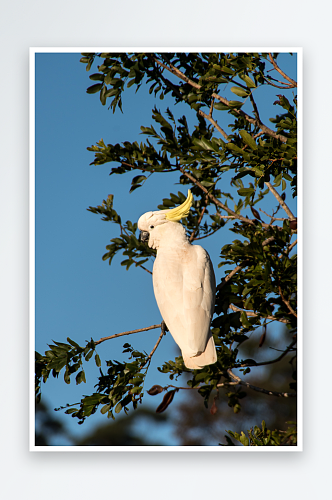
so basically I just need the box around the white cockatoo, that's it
[137,190,217,369]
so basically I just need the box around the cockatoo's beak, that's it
[140,231,150,242]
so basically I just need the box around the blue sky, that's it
[34,51,297,445]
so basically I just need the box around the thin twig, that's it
[288,239,297,253]
[228,304,289,324]
[249,91,261,123]
[227,369,296,397]
[278,285,297,318]
[262,74,294,89]
[264,182,296,219]
[189,195,208,242]
[121,161,176,173]
[198,109,229,140]
[209,97,215,117]
[259,208,287,221]
[217,262,250,291]
[240,337,297,367]
[268,53,297,87]
[179,167,258,226]
[132,259,152,275]
[261,236,275,246]
[166,370,296,397]
[192,226,223,241]
[94,324,162,345]
[142,322,166,367]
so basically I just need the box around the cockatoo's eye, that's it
[149,225,154,229]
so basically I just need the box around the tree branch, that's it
[264,182,296,219]
[240,337,297,367]
[121,161,176,173]
[152,54,287,143]
[262,75,294,89]
[249,91,261,123]
[142,322,166,367]
[166,368,297,398]
[227,369,296,397]
[179,167,258,226]
[132,259,152,274]
[189,195,208,242]
[278,285,297,318]
[217,262,250,291]
[288,239,297,253]
[94,324,162,345]
[228,303,289,324]
[147,54,229,140]
[197,109,229,140]
[268,53,297,87]
[259,208,287,222]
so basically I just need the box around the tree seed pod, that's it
[259,331,266,347]
[290,219,297,230]
[147,385,164,396]
[156,390,176,413]
[210,400,218,415]
[250,206,261,220]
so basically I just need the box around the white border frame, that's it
[30,47,303,452]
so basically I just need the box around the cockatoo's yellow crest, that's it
[165,190,193,222]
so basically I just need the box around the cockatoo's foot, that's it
[161,321,168,334]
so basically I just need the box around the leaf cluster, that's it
[224,420,297,446]
[36,337,154,424]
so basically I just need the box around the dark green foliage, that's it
[224,420,297,446]
[36,52,298,445]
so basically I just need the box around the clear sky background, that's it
[34,51,297,445]
[2,0,331,498]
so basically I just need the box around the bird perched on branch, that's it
[138,190,217,369]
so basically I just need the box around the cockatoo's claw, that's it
[161,321,168,333]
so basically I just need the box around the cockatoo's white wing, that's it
[153,244,216,368]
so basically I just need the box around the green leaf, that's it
[240,311,251,327]
[65,408,78,414]
[228,100,244,108]
[231,86,250,98]
[85,349,94,361]
[76,370,86,385]
[89,73,104,81]
[67,337,80,349]
[95,354,101,367]
[239,431,249,446]
[214,102,230,111]
[101,404,111,414]
[115,402,122,414]
[86,83,103,94]
[127,78,136,88]
[193,137,214,150]
[239,130,258,150]
[240,74,256,88]
[237,187,255,196]
[131,175,147,184]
